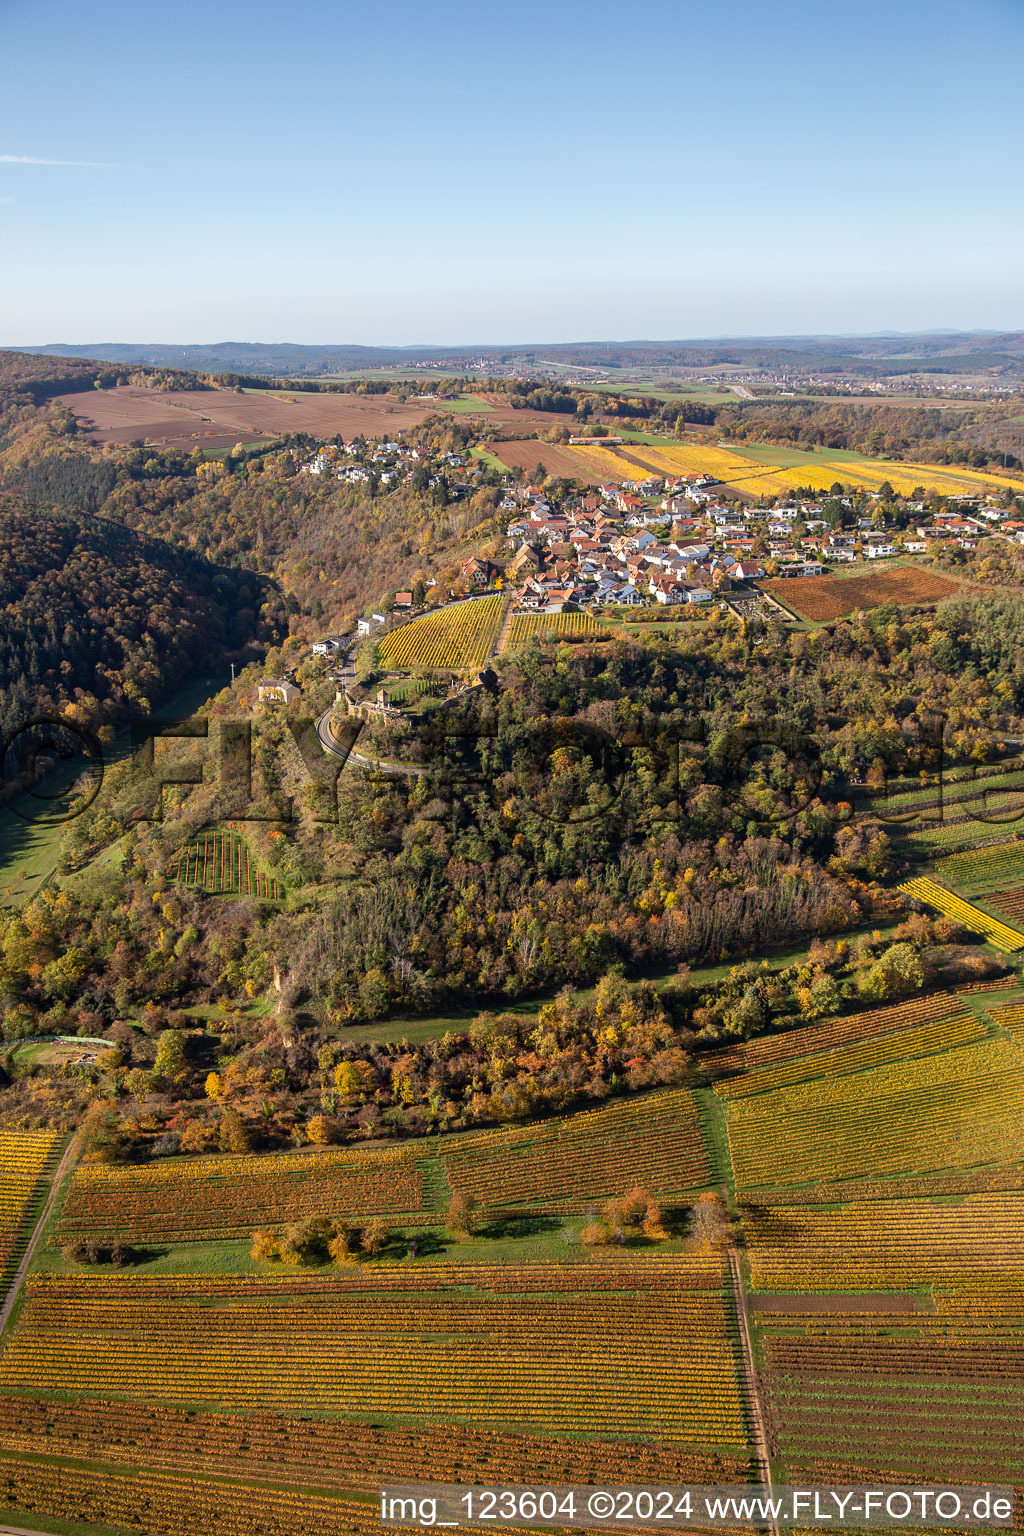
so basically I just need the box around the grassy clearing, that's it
[431,395,495,415]
[470,445,507,472]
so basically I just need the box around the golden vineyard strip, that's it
[725,1037,1024,1188]
[504,612,604,648]
[379,595,505,670]
[899,877,1024,951]
[0,1266,750,1448]
[742,1191,1024,1290]
[715,1011,986,1100]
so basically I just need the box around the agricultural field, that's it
[724,1032,1024,1189]
[715,1011,987,1100]
[624,443,772,482]
[561,442,660,483]
[56,385,434,451]
[617,442,1024,499]
[899,876,1024,950]
[763,565,960,622]
[503,611,605,648]
[759,1292,1024,1486]
[704,989,972,1079]
[0,1260,750,1442]
[0,1392,753,1504]
[167,830,283,901]
[0,1132,61,1305]
[0,1259,756,1535]
[933,838,1024,896]
[379,594,505,671]
[742,1191,1024,1290]
[54,1089,711,1244]
[56,1143,436,1243]
[440,1088,711,1211]
[491,439,603,482]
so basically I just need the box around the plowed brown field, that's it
[765,564,959,620]
[56,386,434,448]
[493,439,602,482]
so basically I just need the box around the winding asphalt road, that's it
[315,709,427,777]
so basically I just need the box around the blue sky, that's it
[1,0,1022,344]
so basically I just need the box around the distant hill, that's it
[15,333,1024,380]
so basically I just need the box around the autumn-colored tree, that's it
[580,1220,612,1247]
[446,1191,478,1237]
[205,1071,222,1100]
[153,1028,186,1082]
[328,1223,356,1264]
[360,1219,390,1256]
[688,1191,730,1252]
[251,1227,279,1263]
[218,1106,250,1154]
[333,1060,373,1099]
[306,1113,334,1146]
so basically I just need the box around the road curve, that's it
[315,710,427,777]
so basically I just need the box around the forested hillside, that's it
[0,496,275,742]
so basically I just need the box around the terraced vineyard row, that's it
[760,1296,1024,1487]
[57,1142,434,1242]
[988,886,1024,923]
[0,1455,379,1536]
[742,1191,1024,1290]
[899,876,1024,950]
[715,1011,986,1100]
[0,1266,751,1447]
[726,1037,1024,1189]
[56,1089,712,1242]
[441,1089,710,1209]
[379,595,505,671]
[989,1002,1024,1038]
[0,1131,62,1304]
[504,611,605,648]
[703,990,969,1079]
[0,1393,755,1503]
[933,839,1024,894]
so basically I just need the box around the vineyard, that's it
[57,1142,437,1242]
[742,1191,1024,1290]
[167,830,283,901]
[714,1011,987,1100]
[725,1035,1024,1189]
[439,1088,711,1211]
[0,1393,756,1504]
[933,839,1024,895]
[989,1002,1024,1039]
[759,1292,1024,1487]
[54,1090,712,1242]
[562,442,654,483]
[559,438,1024,499]
[503,611,605,648]
[379,595,505,671]
[0,1132,61,1303]
[988,887,1024,922]
[703,990,971,1079]
[899,876,1024,950]
[0,1264,751,1447]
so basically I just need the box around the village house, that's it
[257,679,300,705]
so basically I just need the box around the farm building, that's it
[257,679,300,705]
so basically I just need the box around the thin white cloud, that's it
[0,153,116,167]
